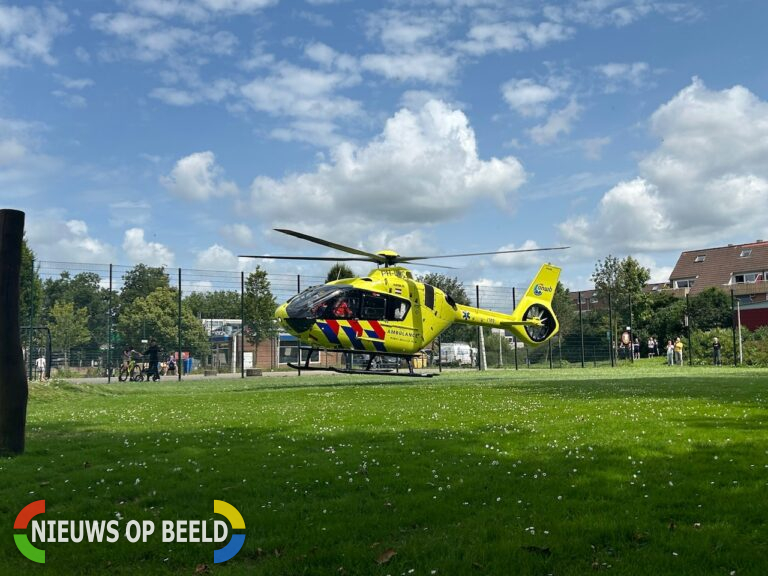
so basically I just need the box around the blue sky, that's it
[3,0,768,290]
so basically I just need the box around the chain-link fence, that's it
[20,260,765,381]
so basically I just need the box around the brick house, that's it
[669,240,768,330]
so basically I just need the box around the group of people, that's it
[618,334,723,367]
[121,338,176,381]
[664,338,685,366]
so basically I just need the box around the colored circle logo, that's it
[213,500,246,563]
[14,500,46,563]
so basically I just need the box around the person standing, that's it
[666,340,675,366]
[674,337,684,366]
[712,337,722,366]
[144,338,161,381]
[647,336,656,358]
[35,355,46,381]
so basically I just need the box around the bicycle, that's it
[118,359,143,382]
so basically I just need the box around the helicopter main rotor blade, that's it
[407,262,458,270]
[238,255,375,262]
[274,229,385,263]
[396,245,570,263]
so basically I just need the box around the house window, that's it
[733,272,762,284]
[694,255,706,263]
[740,249,752,258]
[674,278,695,288]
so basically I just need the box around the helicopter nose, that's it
[275,303,315,334]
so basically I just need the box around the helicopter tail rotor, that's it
[504,264,561,345]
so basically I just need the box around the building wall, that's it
[736,304,768,332]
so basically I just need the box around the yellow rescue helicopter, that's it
[242,229,567,377]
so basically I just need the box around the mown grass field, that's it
[2,365,767,575]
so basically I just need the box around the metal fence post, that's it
[107,264,113,379]
[548,339,553,369]
[437,336,442,373]
[177,268,182,381]
[297,274,301,376]
[578,291,584,368]
[608,292,614,367]
[628,292,634,364]
[512,287,518,370]
[476,285,485,371]
[731,289,737,366]
[241,271,245,379]
[686,292,692,366]
[27,256,34,380]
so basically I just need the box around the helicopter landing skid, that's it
[288,352,437,378]
[286,363,436,378]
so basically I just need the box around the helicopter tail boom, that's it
[453,264,561,346]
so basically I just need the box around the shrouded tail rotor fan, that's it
[523,304,556,342]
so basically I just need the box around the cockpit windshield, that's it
[286,285,411,321]
[286,285,356,319]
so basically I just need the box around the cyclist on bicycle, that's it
[120,346,142,380]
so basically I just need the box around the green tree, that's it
[120,264,170,308]
[326,263,355,283]
[642,292,686,345]
[50,301,91,366]
[552,281,577,336]
[42,271,112,351]
[184,290,242,320]
[417,273,474,344]
[117,287,209,357]
[591,255,650,337]
[243,267,278,346]
[690,287,732,331]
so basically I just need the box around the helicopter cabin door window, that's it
[358,294,411,321]
[361,294,386,320]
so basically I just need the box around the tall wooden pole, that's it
[0,209,28,455]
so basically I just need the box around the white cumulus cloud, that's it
[195,244,239,270]
[160,151,238,201]
[26,214,116,263]
[559,78,768,254]
[245,99,526,235]
[123,228,174,266]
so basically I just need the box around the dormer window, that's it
[694,255,706,263]
[740,249,752,258]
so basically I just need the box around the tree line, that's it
[19,241,278,369]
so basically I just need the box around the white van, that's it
[440,342,474,366]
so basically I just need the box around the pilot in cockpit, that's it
[333,298,353,318]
